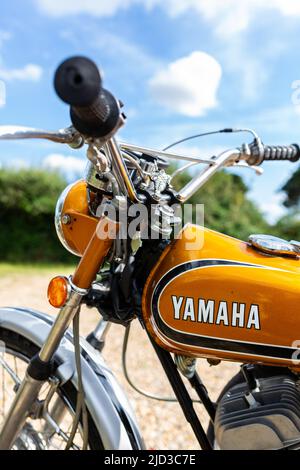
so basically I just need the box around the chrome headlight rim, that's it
[54,181,81,257]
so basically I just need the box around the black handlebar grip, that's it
[249,142,300,165]
[261,144,300,162]
[54,56,120,138]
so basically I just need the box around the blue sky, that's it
[1,1,300,222]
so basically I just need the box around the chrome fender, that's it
[0,307,144,450]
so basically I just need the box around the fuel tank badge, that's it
[171,295,260,330]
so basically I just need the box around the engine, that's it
[215,372,300,450]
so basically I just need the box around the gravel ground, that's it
[0,270,240,450]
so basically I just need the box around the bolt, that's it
[62,214,71,225]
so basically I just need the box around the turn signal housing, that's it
[47,276,70,308]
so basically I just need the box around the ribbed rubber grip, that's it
[54,56,120,138]
[261,144,300,162]
[249,142,300,165]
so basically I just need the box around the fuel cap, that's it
[248,234,300,257]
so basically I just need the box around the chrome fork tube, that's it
[93,319,111,342]
[0,374,45,448]
[86,319,111,352]
[0,287,85,450]
[39,287,85,362]
[105,138,139,202]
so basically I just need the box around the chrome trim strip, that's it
[68,277,89,296]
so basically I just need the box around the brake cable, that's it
[65,309,89,450]
[164,128,261,180]
[122,324,201,403]
[163,127,260,151]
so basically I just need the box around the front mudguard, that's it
[0,307,145,450]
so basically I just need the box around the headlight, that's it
[55,180,98,257]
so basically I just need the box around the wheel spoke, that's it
[0,355,21,387]
[0,347,87,450]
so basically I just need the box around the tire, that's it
[0,327,103,450]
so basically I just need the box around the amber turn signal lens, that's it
[47,276,70,308]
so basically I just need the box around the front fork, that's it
[0,215,118,449]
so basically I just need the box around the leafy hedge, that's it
[0,169,74,263]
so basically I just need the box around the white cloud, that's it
[0,64,43,82]
[36,0,138,17]
[33,1,300,108]
[0,29,42,86]
[35,1,300,37]
[43,154,86,179]
[160,1,255,38]
[149,51,221,117]
[271,0,300,16]
[163,1,300,38]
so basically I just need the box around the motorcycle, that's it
[0,56,300,450]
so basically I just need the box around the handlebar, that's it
[54,56,122,139]
[0,125,83,147]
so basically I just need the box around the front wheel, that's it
[0,328,103,450]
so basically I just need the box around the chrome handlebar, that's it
[0,124,260,203]
[176,149,241,202]
[118,142,242,202]
[118,141,217,165]
[0,125,84,148]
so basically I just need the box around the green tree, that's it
[273,211,300,241]
[272,165,300,241]
[281,167,300,208]
[172,168,269,240]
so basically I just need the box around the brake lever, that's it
[232,161,264,176]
